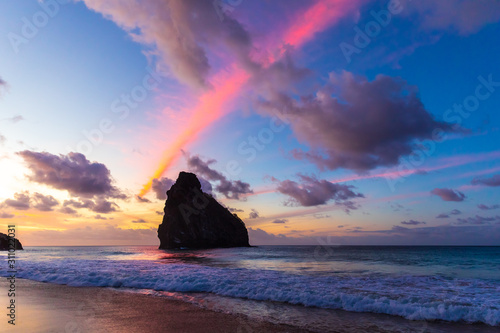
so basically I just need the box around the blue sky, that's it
[0,0,499,246]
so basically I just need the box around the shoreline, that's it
[0,278,308,333]
[1,278,498,333]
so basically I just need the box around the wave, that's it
[4,258,500,326]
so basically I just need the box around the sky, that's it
[0,0,500,246]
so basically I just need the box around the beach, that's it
[0,278,307,333]
[1,246,499,333]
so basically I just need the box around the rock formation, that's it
[158,172,250,249]
[0,233,23,251]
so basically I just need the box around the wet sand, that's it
[0,279,307,333]
[1,279,497,333]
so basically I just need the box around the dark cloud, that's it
[0,212,15,219]
[402,0,500,35]
[0,77,7,96]
[471,174,500,187]
[81,0,255,89]
[59,206,78,215]
[185,153,253,200]
[272,219,288,224]
[17,151,125,199]
[273,174,363,207]
[132,219,147,223]
[136,195,151,203]
[155,211,164,215]
[431,188,466,202]
[478,204,500,211]
[400,220,426,226]
[437,209,462,218]
[249,209,260,219]
[94,215,108,220]
[32,193,59,212]
[92,199,119,214]
[63,198,119,214]
[1,192,31,210]
[151,177,175,200]
[313,213,330,219]
[457,215,500,225]
[227,207,244,213]
[258,72,454,172]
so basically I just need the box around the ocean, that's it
[2,245,500,332]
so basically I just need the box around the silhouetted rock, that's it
[158,172,250,249]
[0,233,23,251]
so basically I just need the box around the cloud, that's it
[1,192,31,210]
[273,174,363,207]
[136,195,151,203]
[0,134,5,145]
[436,209,462,218]
[478,204,500,211]
[471,174,500,187]
[81,0,255,89]
[6,115,24,123]
[457,215,500,225]
[258,71,454,172]
[31,193,59,212]
[132,219,147,223]
[227,207,244,213]
[436,213,449,219]
[0,77,7,96]
[59,206,78,215]
[94,214,108,220]
[17,151,125,199]
[248,225,500,246]
[400,220,426,226]
[402,0,500,35]
[431,188,466,202]
[151,177,175,200]
[272,219,288,224]
[0,212,15,219]
[185,153,252,199]
[249,209,260,219]
[450,209,462,215]
[156,210,163,215]
[63,198,119,214]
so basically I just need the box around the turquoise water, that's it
[2,246,500,331]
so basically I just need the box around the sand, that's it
[0,278,308,333]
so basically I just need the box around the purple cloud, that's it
[400,220,426,226]
[151,177,175,200]
[258,72,454,172]
[81,0,255,89]
[472,174,500,187]
[273,174,364,207]
[249,209,260,219]
[0,212,14,219]
[1,192,31,210]
[32,193,59,212]
[457,215,500,225]
[17,151,125,199]
[431,188,466,202]
[478,204,500,211]
[185,153,252,200]
[272,219,288,224]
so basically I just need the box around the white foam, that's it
[3,257,500,326]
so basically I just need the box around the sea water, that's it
[2,246,499,332]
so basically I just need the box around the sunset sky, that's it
[1,0,500,246]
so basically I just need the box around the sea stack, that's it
[0,233,23,251]
[158,172,250,249]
